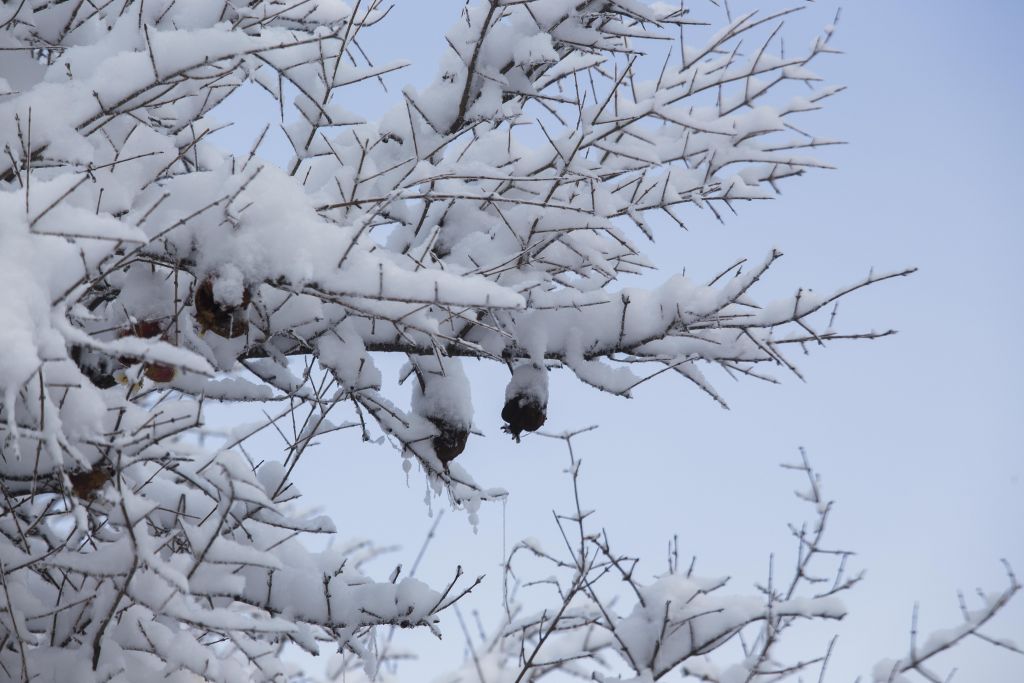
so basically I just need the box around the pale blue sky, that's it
[210,1,1024,679]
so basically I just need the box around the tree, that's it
[0,1,1016,682]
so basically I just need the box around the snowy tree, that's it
[0,1,1017,682]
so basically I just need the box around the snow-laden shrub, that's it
[0,1,1015,681]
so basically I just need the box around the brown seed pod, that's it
[501,396,546,442]
[69,465,113,500]
[117,319,164,364]
[143,363,176,383]
[428,417,469,466]
[194,278,251,338]
[130,320,163,339]
[70,345,117,389]
[501,362,548,442]
[116,320,177,382]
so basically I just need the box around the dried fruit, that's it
[501,362,548,441]
[501,396,546,442]
[117,320,177,383]
[130,320,163,339]
[117,320,163,365]
[69,465,113,500]
[194,278,251,338]
[143,363,176,383]
[70,345,117,389]
[428,417,469,465]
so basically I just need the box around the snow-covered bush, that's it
[0,1,1016,681]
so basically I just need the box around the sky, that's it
[209,1,1024,680]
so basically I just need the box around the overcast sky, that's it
[210,1,1024,680]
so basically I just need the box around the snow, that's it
[409,354,474,431]
[513,33,559,67]
[505,362,549,404]
[0,1,1001,682]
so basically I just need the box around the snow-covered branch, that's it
[1,2,1002,682]
[0,0,913,485]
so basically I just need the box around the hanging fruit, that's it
[501,362,548,442]
[194,277,251,338]
[408,355,473,467]
[129,320,163,339]
[117,320,176,383]
[143,363,176,383]
[428,418,469,465]
[69,464,114,500]
[70,345,117,389]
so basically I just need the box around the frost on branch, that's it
[0,0,941,680]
